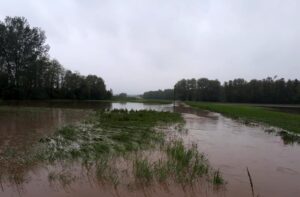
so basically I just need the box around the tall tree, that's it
[0,16,111,100]
[0,16,49,98]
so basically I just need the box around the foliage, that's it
[223,77,300,103]
[133,140,219,185]
[39,109,184,160]
[143,89,174,100]
[0,16,111,100]
[175,78,221,101]
[172,77,300,104]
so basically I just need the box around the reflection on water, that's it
[0,101,172,153]
[0,100,112,109]
[0,102,300,197]
[0,107,91,153]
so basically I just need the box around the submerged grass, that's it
[132,140,221,186]
[186,101,300,134]
[39,109,183,161]
[1,109,223,189]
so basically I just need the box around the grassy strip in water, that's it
[186,101,300,134]
[1,109,223,188]
[133,140,223,185]
[39,109,183,161]
[40,109,223,186]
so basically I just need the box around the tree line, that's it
[0,16,112,100]
[143,89,174,100]
[143,77,300,104]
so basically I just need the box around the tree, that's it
[0,16,49,99]
[0,16,111,100]
[172,77,299,104]
[143,89,174,100]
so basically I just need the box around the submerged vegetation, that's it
[186,102,300,134]
[0,109,223,190]
[132,140,222,185]
[40,109,183,160]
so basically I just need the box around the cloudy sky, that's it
[0,0,299,94]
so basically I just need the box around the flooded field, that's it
[0,101,173,153]
[176,107,300,197]
[0,101,300,197]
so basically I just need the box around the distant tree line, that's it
[143,77,300,104]
[143,89,174,100]
[222,78,300,103]
[0,16,112,100]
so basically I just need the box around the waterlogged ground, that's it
[176,106,300,197]
[0,101,300,196]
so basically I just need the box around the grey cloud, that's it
[0,0,299,94]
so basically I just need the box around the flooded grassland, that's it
[0,102,223,197]
[0,101,300,197]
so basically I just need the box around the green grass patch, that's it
[39,109,183,161]
[186,102,300,134]
[1,109,224,188]
[132,140,220,185]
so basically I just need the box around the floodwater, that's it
[176,107,300,197]
[0,101,173,153]
[0,101,300,197]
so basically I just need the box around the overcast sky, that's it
[1,0,299,94]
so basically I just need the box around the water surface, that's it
[176,107,300,197]
[1,101,300,197]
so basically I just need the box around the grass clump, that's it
[39,109,183,161]
[134,159,154,184]
[48,171,76,188]
[165,140,210,184]
[186,101,300,134]
[0,147,40,186]
[132,140,221,186]
[213,170,224,185]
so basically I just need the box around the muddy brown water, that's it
[0,101,300,197]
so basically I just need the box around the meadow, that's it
[186,101,300,134]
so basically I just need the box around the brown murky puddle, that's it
[1,102,300,197]
[0,107,91,153]
[176,107,300,197]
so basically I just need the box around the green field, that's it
[186,102,300,134]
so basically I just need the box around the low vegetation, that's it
[39,109,183,160]
[0,109,223,189]
[186,102,300,134]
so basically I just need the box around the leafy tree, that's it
[0,16,111,100]
[143,89,174,100]
[148,77,300,104]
